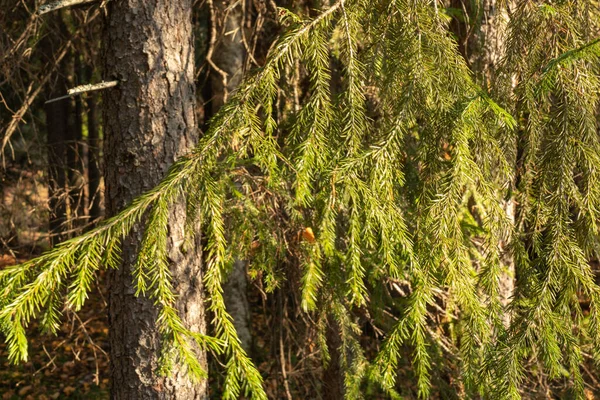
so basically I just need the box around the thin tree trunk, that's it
[70,54,85,227]
[44,15,71,247]
[467,0,508,87]
[210,0,252,353]
[322,316,344,400]
[103,1,206,398]
[86,65,101,222]
[210,0,245,115]
[460,0,515,321]
[46,82,69,247]
[471,0,515,320]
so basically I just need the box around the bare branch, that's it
[45,81,118,104]
[38,0,98,15]
[2,8,103,166]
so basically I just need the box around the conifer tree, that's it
[2,0,600,398]
[101,0,209,398]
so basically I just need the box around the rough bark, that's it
[102,1,206,399]
[210,0,252,353]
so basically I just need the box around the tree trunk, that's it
[45,85,69,247]
[466,0,508,88]
[452,0,515,322]
[210,0,245,114]
[322,316,344,400]
[210,0,252,353]
[70,54,85,228]
[44,15,72,247]
[102,1,206,399]
[468,0,515,320]
[86,65,101,222]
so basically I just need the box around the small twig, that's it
[279,327,293,400]
[389,279,459,319]
[72,313,106,385]
[580,357,600,387]
[293,60,301,112]
[45,80,118,104]
[38,0,98,15]
[240,0,259,68]
[0,237,18,259]
[35,344,60,375]
[2,8,102,165]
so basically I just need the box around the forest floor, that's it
[0,255,110,400]
[0,251,315,400]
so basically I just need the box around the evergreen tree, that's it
[101,0,208,398]
[2,0,600,398]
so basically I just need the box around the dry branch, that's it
[44,81,118,104]
[38,0,98,15]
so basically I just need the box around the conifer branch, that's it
[3,0,600,397]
